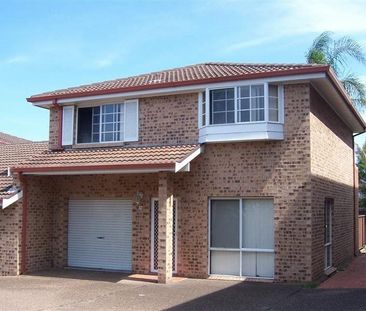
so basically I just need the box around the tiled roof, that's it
[28,62,328,102]
[12,144,200,173]
[0,142,48,199]
[0,132,31,145]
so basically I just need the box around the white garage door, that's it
[68,199,132,271]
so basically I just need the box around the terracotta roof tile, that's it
[0,132,31,145]
[12,144,200,173]
[0,142,48,199]
[28,62,328,102]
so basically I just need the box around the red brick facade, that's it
[0,202,21,276]
[2,83,357,283]
[49,106,61,150]
[309,86,354,280]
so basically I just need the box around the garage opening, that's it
[68,199,132,271]
[209,198,274,279]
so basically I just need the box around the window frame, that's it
[324,198,333,270]
[76,100,139,145]
[208,197,275,279]
[199,82,284,128]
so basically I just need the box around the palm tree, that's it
[306,31,366,107]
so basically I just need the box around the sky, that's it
[1,0,366,144]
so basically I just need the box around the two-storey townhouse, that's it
[2,63,365,283]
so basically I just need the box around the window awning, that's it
[1,190,23,210]
[12,144,204,175]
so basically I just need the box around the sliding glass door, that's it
[209,198,274,278]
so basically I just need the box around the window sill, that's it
[199,122,284,143]
[72,141,138,149]
[324,266,336,276]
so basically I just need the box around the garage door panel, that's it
[68,199,132,271]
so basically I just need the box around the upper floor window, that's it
[268,85,279,122]
[199,83,283,127]
[210,88,235,124]
[76,100,138,144]
[237,85,264,122]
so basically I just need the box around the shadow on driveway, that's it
[165,282,366,311]
[2,267,366,310]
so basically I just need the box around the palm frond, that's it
[342,73,366,108]
[330,36,366,74]
[305,31,333,64]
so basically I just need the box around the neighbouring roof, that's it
[27,62,328,102]
[0,132,31,145]
[12,144,201,174]
[0,142,48,200]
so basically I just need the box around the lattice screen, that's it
[153,199,177,271]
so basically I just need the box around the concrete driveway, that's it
[1,269,366,311]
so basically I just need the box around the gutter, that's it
[26,66,329,103]
[19,174,28,274]
[326,68,366,131]
[12,162,176,174]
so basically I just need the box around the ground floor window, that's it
[324,198,333,270]
[209,198,274,278]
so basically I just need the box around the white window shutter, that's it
[124,100,139,141]
[62,106,74,145]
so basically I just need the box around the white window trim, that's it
[198,92,203,128]
[62,106,75,146]
[124,99,139,142]
[201,83,284,128]
[324,199,333,270]
[76,99,139,144]
[208,197,275,280]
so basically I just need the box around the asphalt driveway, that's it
[1,269,366,311]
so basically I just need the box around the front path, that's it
[320,254,366,289]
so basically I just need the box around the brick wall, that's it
[49,106,61,150]
[26,176,56,272]
[309,86,354,280]
[136,93,198,145]
[0,202,21,276]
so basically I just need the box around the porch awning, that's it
[12,144,203,175]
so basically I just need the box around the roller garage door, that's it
[68,199,132,271]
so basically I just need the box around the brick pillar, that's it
[158,172,174,284]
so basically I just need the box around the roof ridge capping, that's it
[203,62,324,67]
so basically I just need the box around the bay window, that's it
[210,88,235,124]
[268,85,279,122]
[200,83,283,127]
[237,85,265,122]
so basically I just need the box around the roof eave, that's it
[325,68,366,132]
[27,66,329,103]
[12,162,176,175]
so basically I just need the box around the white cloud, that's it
[1,55,29,65]
[93,53,120,69]
[225,35,279,52]
[225,0,366,52]
[280,0,366,34]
